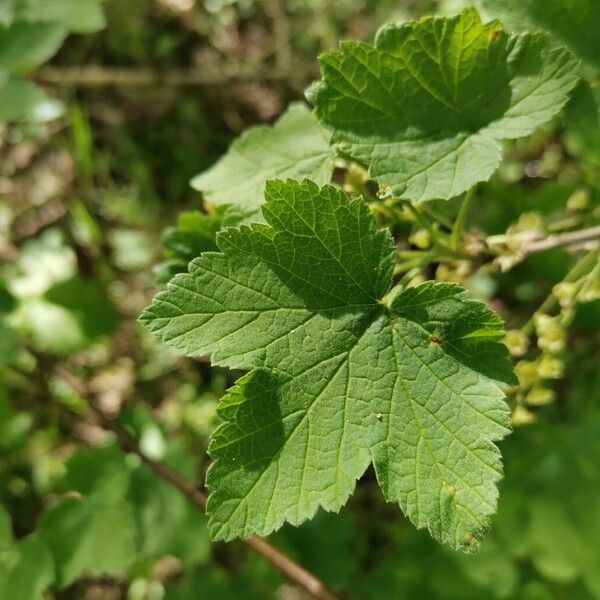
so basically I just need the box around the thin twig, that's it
[54,367,339,600]
[33,64,317,88]
[520,225,600,255]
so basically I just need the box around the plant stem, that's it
[54,368,339,600]
[450,187,476,251]
[520,225,600,255]
[403,201,440,243]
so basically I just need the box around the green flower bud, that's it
[566,188,590,211]
[538,355,564,379]
[525,387,556,406]
[504,329,529,357]
[515,360,539,388]
[535,314,566,353]
[344,163,369,194]
[578,280,600,303]
[514,211,544,234]
[553,281,577,308]
[409,228,432,249]
[512,404,537,426]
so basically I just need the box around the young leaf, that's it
[141,180,514,551]
[306,9,579,202]
[191,103,335,220]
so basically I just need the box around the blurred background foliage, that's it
[0,0,599,598]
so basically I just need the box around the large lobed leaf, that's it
[141,180,515,551]
[306,9,580,202]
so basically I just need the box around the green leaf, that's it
[12,0,105,34]
[0,22,66,71]
[38,496,136,588]
[274,510,364,588]
[306,9,579,201]
[141,179,513,551]
[0,535,54,600]
[0,70,56,121]
[191,103,335,219]
[0,507,13,551]
[482,0,600,71]
[156,208,228,284]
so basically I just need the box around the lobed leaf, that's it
[141,180,515,551]
[306,9,580,201]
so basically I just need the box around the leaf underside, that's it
[306,8,580,202]
[141,179,515,551]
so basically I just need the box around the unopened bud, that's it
[409,229,432,250]
[515,360,539,388]
[538,355,564,379]
[514,212,544,234]
[504,330,529,357]
[553,282,577,308]
[578,280,600,303]
[512,404,537,426]
[566,188,590,211]
[525,387,556,406]
[344,163,369,193]
[535,314,566,353]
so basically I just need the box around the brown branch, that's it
[54,367,339,600]
[487,225,600,257]
[33,64,317,88]
[520,225,600,255]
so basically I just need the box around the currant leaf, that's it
[141,179,515,551]
[306,9,579,201]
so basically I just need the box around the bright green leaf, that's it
[307,9,579,201]
[191,103,335,219]
[141,179,513,551]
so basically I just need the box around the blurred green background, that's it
[1,1,599,598]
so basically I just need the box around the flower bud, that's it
[566,188,590,211]
[515,360,539,388]
[535,314,566,353]
[344,163,369,194]
[504,329,529,357]
[525,387,556,406]
[409,229,432,249]
[512,404,537,426]
[514,211,544,234]
[553,282,577,308]
[538,355,564,379]
[578,280,600,303]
